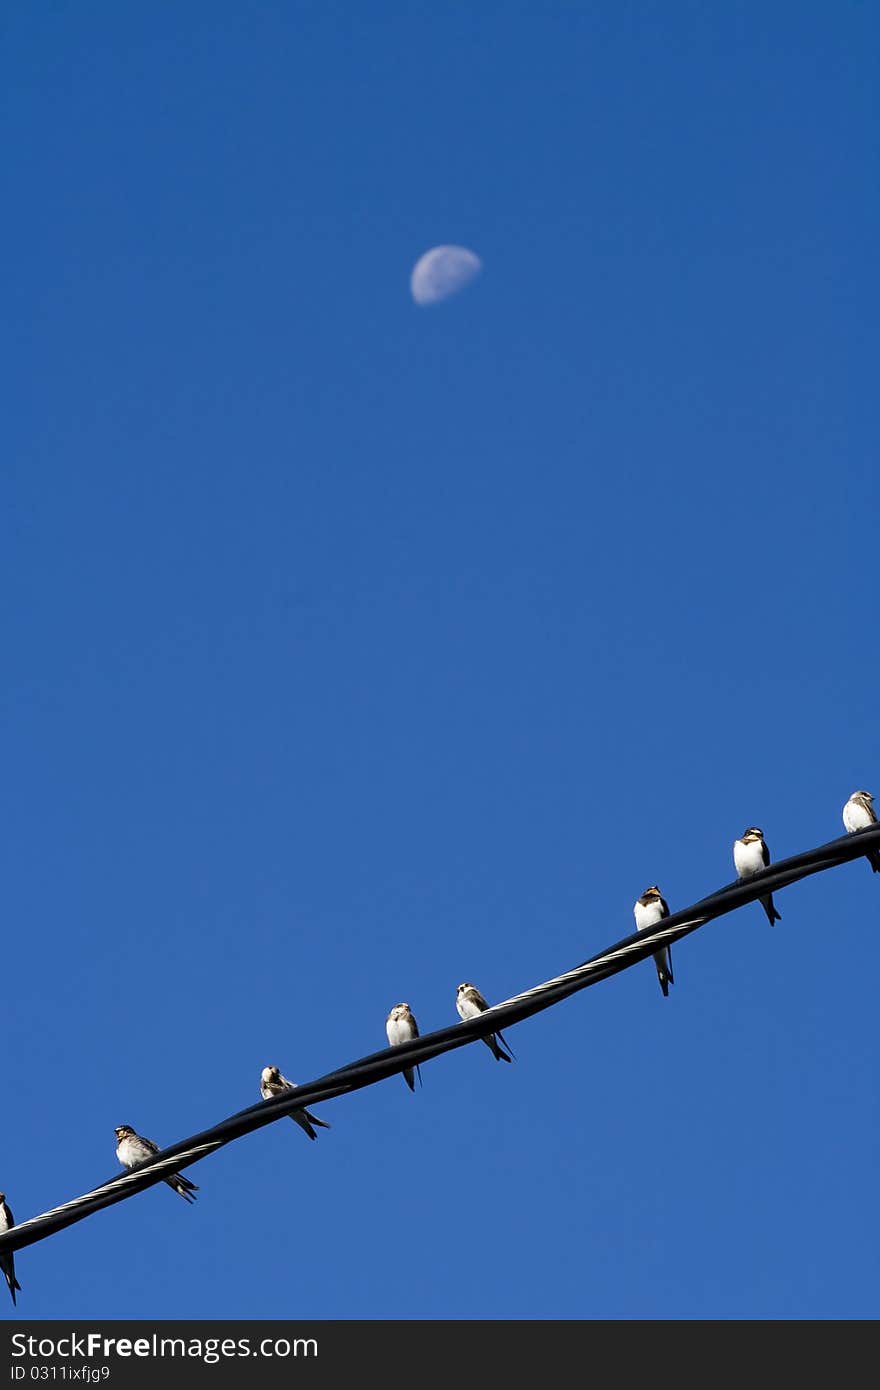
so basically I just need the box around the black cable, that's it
[2,823,878,1259]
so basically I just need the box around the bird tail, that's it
[485,1031,514,1063]
[166,1173,198,1202]
[291,1112,316,1140]
[3,1265,20,1306]
[655,949,673,995]
[761,894,782,925]
[403,1067,416,1092]
[304,1108,331,1130]
[291,1108,330,1140]
[868,849,880,874]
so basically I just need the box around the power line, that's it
[2,822,878,1261]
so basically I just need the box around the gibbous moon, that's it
[410,245,482,306]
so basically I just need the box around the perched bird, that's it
[842,791,880,873]
[0,1192,22,1307]
[385,1003,422,1092]
[633,886,674,997]
[733,827,782,925]
[114,1125,199,1203]
[456,983,514,1063]
[259,1066,331,1142]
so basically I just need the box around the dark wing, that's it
[761,839,770,867]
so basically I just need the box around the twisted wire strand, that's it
[2,824,878,1259]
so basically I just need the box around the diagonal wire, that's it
[2,824,878,1259]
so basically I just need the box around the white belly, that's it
[117,1138,142,1169]
[634,900,664,932]
[386,1018,414,1046]
[734,839,764,877]
[844,801,874,832]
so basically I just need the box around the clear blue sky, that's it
[4,2,878,1320]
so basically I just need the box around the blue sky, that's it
[3,2,878,1320]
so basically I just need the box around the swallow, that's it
[114,1124,199,1203]
[259,1066,331,1141]
[733,827,782,925]
[842,791,880,872]
[633,886,674,997]
[0,1192,22,1307]
[385,1003,422,1091]
[456,983,514,1062]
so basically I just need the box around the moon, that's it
[410,245,482,306]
